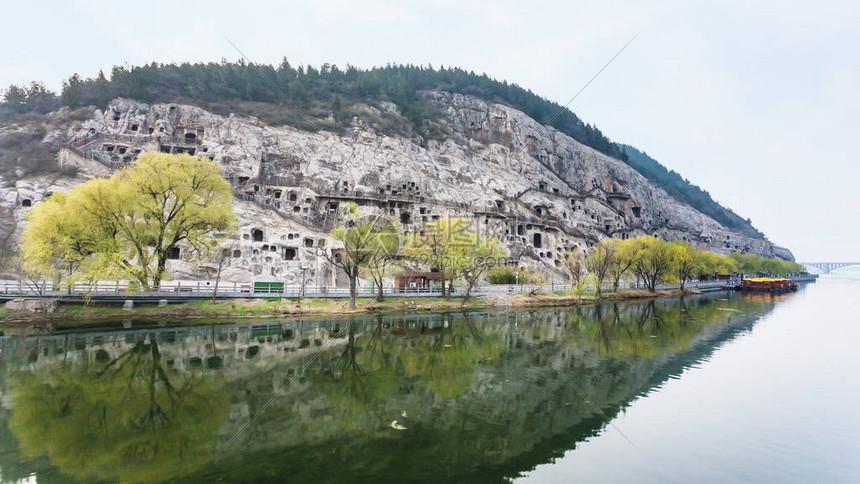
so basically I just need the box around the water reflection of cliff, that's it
[0,291,783,483]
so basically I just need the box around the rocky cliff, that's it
[0,92,793,286]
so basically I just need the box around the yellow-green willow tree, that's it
[729,252,803,275]
[631,236,673,292]
[585,240,616,298]
[698,251,738,278]
[669,241,704,291]
[459,235,507,303]
[609,238,641,292]
[359,218,402,303]
[328,203,399,309]
[561,247,586,286]
[20,153,236,289]
[402,217,472,298]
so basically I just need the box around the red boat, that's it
[739,277,799,293]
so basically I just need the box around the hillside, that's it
[620,145,762,237]
[0,62,792,284]
[1,62,760,237]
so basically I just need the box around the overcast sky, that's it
[2,0,857,261]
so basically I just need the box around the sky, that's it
[1,0,857,261]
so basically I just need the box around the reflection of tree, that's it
[179,300,779,483]
[9,334,229,483]
[0,411,57,484]
[678,296,689,329]
[595,304,613,353]
[400,319,502,399]
[584,296,763,358]
[325,320,399,430]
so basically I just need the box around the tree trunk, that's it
[348,271,357,310]
[152,254,168,291]
[375,279,384,302]
[461,283,473,306]
[212,260,223,304]
[137,274,151,292]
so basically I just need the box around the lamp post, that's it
[300,264,308,298]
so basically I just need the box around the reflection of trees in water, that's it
[319,314,506,434]
[400,316,503,400]
[323,318,400,431]
[8,333,229,483]
[583,295,770,358]
[98,337,176,426]
[245,296,772,481]
[0,293,779,483]
[192,296,776,483]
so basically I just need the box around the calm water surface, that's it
[522,269,860,483]
[0,271,857,483]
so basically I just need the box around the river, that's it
[0,270,857,483]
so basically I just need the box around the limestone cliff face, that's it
[0,93,793,285]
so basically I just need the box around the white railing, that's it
[0,278,736,300]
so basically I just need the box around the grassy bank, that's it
[0,289,690,330]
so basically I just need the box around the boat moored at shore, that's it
[739,277,799,293]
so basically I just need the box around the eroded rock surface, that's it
[0,93,793,286]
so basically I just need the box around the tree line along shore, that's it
[5,152,802,327]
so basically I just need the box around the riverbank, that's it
[0,288,693,330]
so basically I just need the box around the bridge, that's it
[800,262,860,274]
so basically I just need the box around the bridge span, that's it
[801,262,860,274]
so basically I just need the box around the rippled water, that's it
[0,273,856,483]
